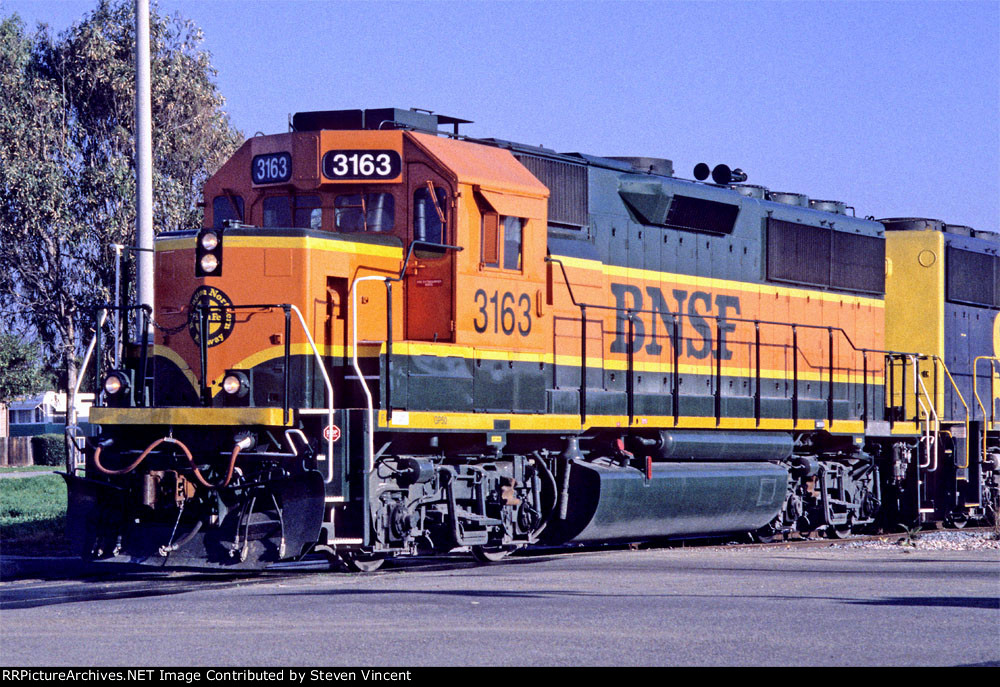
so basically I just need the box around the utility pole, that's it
[134,0,154,342]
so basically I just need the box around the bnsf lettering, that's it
[610,283,741,360]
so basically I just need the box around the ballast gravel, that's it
[831,530,1000,551]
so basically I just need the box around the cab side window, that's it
[413,186,447,244]
[503,216,522,271]
[480,212,523,272]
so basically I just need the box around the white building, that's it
[7,391,94,437]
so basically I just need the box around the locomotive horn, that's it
[711,164,748,185]
[693,163,710,181]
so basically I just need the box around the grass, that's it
[0,465,59,473]
[0,474,70,555]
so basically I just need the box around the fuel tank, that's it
[544,461,788,543]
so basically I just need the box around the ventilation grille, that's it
[767,218,884,295]
[514,155,588,227]
[947,247,1000,307]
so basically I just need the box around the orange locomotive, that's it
[68,108,998,569]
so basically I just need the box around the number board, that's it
[251,152,292,185]
[322,149,402,181]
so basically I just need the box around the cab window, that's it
[213,195,244,229]
[480,212,523,272]
[503,216,523,271]
[263,195,323,229]
[335,192,395,233]
[413,186,447,244]
[263,196,291,227]
[295,195,322,229]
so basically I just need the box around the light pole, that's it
[134,0,154,344]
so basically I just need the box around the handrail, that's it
[972,355,1000,467]
[932,355,970,469]
[545,258,906,356]
[347,240,464,472]
[546,255,924,427]
[350,275,385,475]
[288,304,335,482]
[188,301,336,483]
[67,309,109,473]
[910,354,938,472]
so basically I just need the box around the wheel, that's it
[753,524,782,543]
[826,524,853,539]
[945,513,968,529]
[341,552,386,572]
[471,545,518,563]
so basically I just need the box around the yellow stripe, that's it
[378,409,866,434]
[155,237,196,251]
[230,342,382,373]
[155,234,404,260]
[90,407,291,426]
[90,402,882,436]
[890,422,921,435]
[553,254,885,308]
[227,235,403,258]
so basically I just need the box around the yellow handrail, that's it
[972,356,1000,468]
[931,355,970,469]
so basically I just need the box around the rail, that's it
[908,354,938,471]
[68,305,152,473]
[972,356,1000,466]
[67,309,108,473]
[349,240,464,474]
[70,299,334,482]
[888,353,970,470]
[191,302,335,481]
[546,256,917,427]
[935,355,970,469]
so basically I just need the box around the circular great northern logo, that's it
[188,286,236,347]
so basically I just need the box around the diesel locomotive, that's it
[64,107,1000,570]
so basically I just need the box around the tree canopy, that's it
[0,334,47,403]
[0,0,242,400]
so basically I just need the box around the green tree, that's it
[0,333,47,403]
[0,2,242,426]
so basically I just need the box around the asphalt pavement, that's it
[1,544,997,667]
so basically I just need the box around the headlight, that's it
[196,228,223,277]
[200,253,219,274]
[200,231,219,251]
[222,371,250,398]
[103,371,128,395]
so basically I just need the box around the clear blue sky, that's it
[3,0,998,230]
